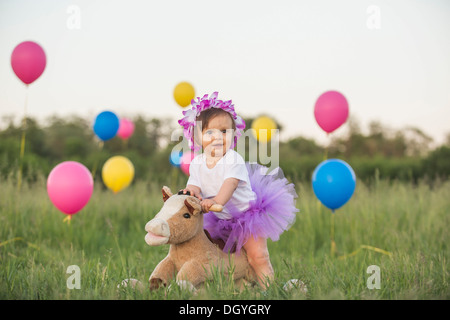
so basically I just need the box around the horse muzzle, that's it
[145,218,170,246]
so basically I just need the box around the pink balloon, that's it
[314,91,349,133]
[11,41,47,85]
[117,118,135,139]
[180,152,195,176]
[47,161,94,215]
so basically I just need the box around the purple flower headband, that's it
[178,92,246,152]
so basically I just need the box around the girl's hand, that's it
[181,187,202,200]
[200,199,217,212]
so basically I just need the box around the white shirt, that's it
[187,149,256,219]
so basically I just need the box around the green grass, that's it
[1,174,449,300]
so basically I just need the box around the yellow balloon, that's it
[251,116,277,143]
[173,82,195,108]
[102,156,135,193]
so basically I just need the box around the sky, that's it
[1,0,449,146]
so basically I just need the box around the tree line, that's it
[0,114,449,186]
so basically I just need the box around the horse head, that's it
[145,186,221,246]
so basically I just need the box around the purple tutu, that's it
[203,163,298,254]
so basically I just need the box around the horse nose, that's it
[145,218,170,237]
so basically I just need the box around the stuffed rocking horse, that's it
[120,186,306,294]
[144,186,256,291]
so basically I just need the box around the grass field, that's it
[0,174,449,300]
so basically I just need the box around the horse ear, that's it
[162,186,173,202]
[184,197,202,215]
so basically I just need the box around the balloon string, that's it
[91,140,104,178]
[0,237,23,248]
[171,166,179,191]
[323,132,330,161]
[63,215,72,224]
[17,86,29,191]
[0,237,40,250]
[360,245,392,256]
[330,211,336,257]
[338,245,392,260]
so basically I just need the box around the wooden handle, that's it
[209,204,223,212]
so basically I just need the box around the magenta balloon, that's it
[117,118,135,139]
[314,91,349,133]
[11,41,47,85]
[47,161,94,215]
[180,152,194,176]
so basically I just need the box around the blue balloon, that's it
[169,150,182,167]
[93,111,119,141]
[312,159,356,211]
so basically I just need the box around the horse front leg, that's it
[149,255,177,290]
[175,260,210,291]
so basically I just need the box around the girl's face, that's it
[201,113,234,158]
